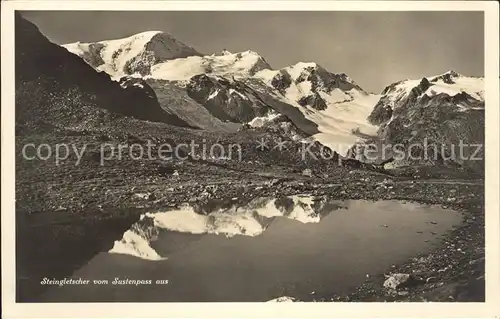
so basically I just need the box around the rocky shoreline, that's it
[327,195,484,302]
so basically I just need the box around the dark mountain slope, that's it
[15,13,191,134]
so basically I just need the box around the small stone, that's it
[134,193,150,200]
[382,178,394,185]
[267,296,297,302]
[383,273,410,290]
[302,168,313,177]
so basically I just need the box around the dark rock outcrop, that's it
[297,93,328,111]
[187,74,271,123]
[270,70,293,94]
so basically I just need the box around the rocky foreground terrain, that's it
[15,13,484,302]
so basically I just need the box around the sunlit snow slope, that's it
[149,49,272,81]
[63,31,200,79]
[252,62,379,153]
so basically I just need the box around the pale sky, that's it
[20,11,484,93]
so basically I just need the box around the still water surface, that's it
[42,197,462,302]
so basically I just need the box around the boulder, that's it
[383,273,411,290]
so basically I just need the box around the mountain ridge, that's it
[60,30,379,154]
[59,29,484,162]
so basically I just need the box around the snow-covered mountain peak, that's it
[123,30,164,41]
[148,49,272,81]
[367,70,484,170]
[213,49,233,56]
[368,71,484,126]
[253,61,367,108]
[285,61,319,77]
[65,31,164,54]
[249,62,377,154]
[338,72,359,86]
[430,69,466,85]
[241,49,261,56]
[62,30,201,78]
[440,69,462,77]
[378,72,484,105]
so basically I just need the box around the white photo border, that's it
[1,1,499,318]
